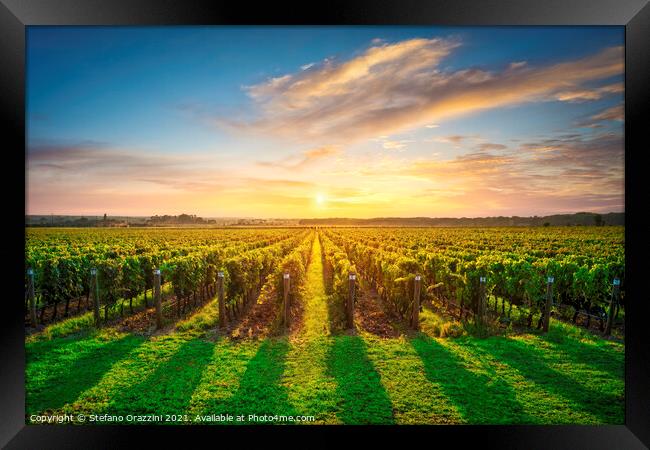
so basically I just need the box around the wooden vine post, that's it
[217,271,226,328]
[283,272,291,329]
[348,272,356,329]
[154,268,162,330]
[543,276,554,333]
[412,274,421,330]
[91,268,101,327]
[27,268,37,326]
[604,277,620,336]
[478,276,487,326]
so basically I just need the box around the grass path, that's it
[295,234,332,339]
[281,234,341,423]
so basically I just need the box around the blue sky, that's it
[26,26,624,218]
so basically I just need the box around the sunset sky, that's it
[26,26,624,218]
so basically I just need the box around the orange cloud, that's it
[257,145,342,170]
[222,40,623,145]
[590,104,624,122]
[303,145,341,159]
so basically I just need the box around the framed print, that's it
[2,0,649,447]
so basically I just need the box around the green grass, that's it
[26,331,145,415]
[25,235,625,425]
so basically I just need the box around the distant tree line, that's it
[298,212,624,227]
[26,215,133,227]
[26,213,216,227]
[146,214,216,225]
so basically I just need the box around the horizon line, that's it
[25,211,625,220]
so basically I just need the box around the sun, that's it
[316,193,326,206]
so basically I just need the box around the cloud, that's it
[517,132,624,176]
[220,39,623,146]
[26,141,350,216]
[242,178,315,189]
[409,152,516,180]
[477,143,508,151]
[438,135,466,144]
[508,61,527,70]
[257,145,342,170]
[363,130,624,215]
[553,82,623,102]
[246,38,458,103]
[26,128,623,217]
[590,104,624,122]
[303,145,341,159]
[28,143,228,193]
[29,143,188,174]
[573,103,624,129]
[427,135,479,147]
[381,139,414,151]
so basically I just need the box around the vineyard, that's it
[320,226,625,335]
[24,228,314,333]
[25,226,625,425]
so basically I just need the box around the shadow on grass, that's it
[326,335,395,424]
[103,338,215,419]
[411,334,537,424]
[200,338,296,423]
[26,334,145,415]
[471,337,623,423]
[536,326,624,379]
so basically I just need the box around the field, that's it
[25,226,625,425]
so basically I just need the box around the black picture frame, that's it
[2,0,649,447]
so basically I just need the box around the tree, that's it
[594,214,603,227]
